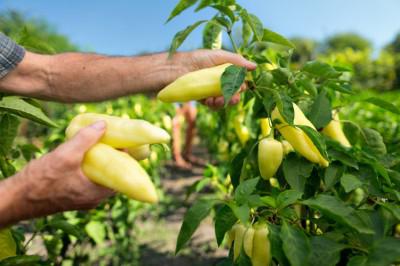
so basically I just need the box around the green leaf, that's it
[0,255,42,266]
[85,221,106,245]
[340,174,363,193]
[271,67,293,85]
[361,128,386,156]
[347,256,367,266]
[274,92,294,124]
[324,163,345,190]
[364,97,400,115]
[48,220,84,239]
[215,205,237,246]
[297,125,329,160]
[283,154,314,193]
[202,20,222,49]
[366,238,400,266]
[260,196,276,208]
[309,236,346,266]
[229,151,246,189]
[19,144,40,161]
[302,194,374,234]
[297,78,317,97]
[0,157,16,178]
[0,96,57,127]
[169,20,207,56]
[308,91,332,129]
[234,177,259,205]
[263,28,295,48]
[379,203,400,220]
[210,5,235,22]
[242,20,252,46]
[236,249,252,266]
[269,224,290,265]
[221,65,247,106]
[215,16,231,30]
[328,149,359,169]
[229,203,250,225]
[276,190,303,209]
[324,81,353,94]
[0,114,20,156]
[240,10,263,41]
[176,199,215,254]
[166,0,198,22]
[195,0,212,11]
[302,61,341,79]
[280,222,310,266]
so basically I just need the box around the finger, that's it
[213,97,225,108]
[229,94,241,105]
[204,97,215,107]
[216,50,257,70]
[64,121,106,155]
[240,83,247,92]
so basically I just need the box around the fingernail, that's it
[248,61,257,68]
[91,121,106,130]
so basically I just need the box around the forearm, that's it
[45,52,187,102]
[0,51,187,102]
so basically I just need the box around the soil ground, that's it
[138,148,228,266]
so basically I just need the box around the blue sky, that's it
[1,0,399,55]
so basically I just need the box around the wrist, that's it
[0,172,32,228]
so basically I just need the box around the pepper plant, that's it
[167,1,400,265]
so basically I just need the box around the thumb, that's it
[66,121,106,154]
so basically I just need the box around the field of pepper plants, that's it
[0,1,400,265]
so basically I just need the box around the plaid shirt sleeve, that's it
[0,32,25,79]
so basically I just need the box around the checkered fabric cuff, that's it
[0,32,25,79]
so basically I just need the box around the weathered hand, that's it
[171,49,256,108]
[23,121,114,212]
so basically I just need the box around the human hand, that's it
[173,49,256,108]
[17,121,113,216]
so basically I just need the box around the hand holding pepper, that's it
[0,121,113,229]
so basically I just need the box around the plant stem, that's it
[228,31,239,54]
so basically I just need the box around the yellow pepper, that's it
[157,63,232,102]
[66,113,170,148]
[260,118,272,137]
[281,140,294,155]
[83,143,158,203]
[243,227,255,258]
[227,226,236,249]
[322,111,351,148]
[234,115,250,146]
[0,229,16,260]
[272,103,329,167]
[233,224,246,261]
[126,144,151,161]
[258,137,283,179]
[251,223,271,266]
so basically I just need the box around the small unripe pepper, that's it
[243,227,255,257]
[260,118,272,137]
[234,115,250,145]
[281,140,294,155]
[322,111,351,148]
[127,144,151,161]
[233,224,246,261]
[251,222,271,266]
[271,103,329,167]
[157,63,232,102]
[258,138,283,179]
